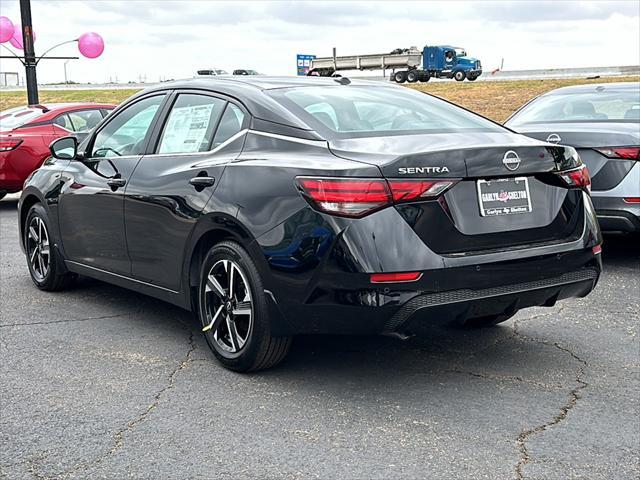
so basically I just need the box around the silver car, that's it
[506,82,640,233]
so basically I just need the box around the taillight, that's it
[0,138,23,152]
[557,165,591,193]
[594,147,640,160]
[296,178,391,217]
[387,179,458,202]
[624,197,640,204]
[296,177,458,218]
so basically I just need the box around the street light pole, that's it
[19,0,38,105]
[64,59,69,84]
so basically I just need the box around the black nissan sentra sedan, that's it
[19,77,602,371]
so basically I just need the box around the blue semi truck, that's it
[307,45,482,82]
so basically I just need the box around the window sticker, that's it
[160,104,214,154]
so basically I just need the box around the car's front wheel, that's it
[454,70,466,82]
[198,240,292,372]
[24,203,74,291]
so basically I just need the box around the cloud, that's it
[0,1,637,84]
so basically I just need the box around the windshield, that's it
[0,107,45,130]
[268,85,504,138]
[509,88,640,125]
[454,48,467,57]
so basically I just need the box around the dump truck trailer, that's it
[308,45,482,82]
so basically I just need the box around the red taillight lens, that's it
[296,177,458,218]
[557,165,591,193]
[624,197,640,204]
[296,178,392,218]
[370,272,422,283]
[595,147,640,160]
[592,245,602,255]
[387,179,458,202]
[0,138,23,152]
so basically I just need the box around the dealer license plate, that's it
[477,177,532,217]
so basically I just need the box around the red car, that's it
[0,103,115,199]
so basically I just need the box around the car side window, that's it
[157,94,227,154]
[91,95,165,158]
[53,114,74,131]
[212,103,246,147]
[67,110,104,133]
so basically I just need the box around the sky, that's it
[0,0,639,84]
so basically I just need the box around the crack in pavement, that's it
[0,311,138,328]
[29,329,197,480]
[447,368,564,391]
[511,316,589,480]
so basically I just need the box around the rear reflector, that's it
[595,147,640,160]
[370,272,422,283]
[592,245,602,255]
[296,177,459,218]
[624,197,640,204]
[557,165,591,193]
[0,138,23,152]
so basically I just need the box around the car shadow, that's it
[0,197,18,210]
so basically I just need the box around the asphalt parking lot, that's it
[0,194,638,480]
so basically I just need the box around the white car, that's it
[195,68,229,77]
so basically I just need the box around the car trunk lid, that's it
[329,132,585,254]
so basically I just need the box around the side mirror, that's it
[50,136,78,160]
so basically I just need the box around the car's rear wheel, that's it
[198,240,291,372]
[463,312,516,328]
[24,203,74,291]
[406,70,419,83]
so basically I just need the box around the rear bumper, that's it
[270,248,601,335]
[591,162,640,232]
[596,209,640,233]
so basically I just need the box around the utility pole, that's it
[63,60,70,84]
[19,0,38,105]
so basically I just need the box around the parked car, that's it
[0,103,114,199]
[19,77,602,372]
[233,69,261,75]
[505,82,640,233]
[195,69,229,76]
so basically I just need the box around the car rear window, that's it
[268,85,504,138]
[509,88,640,125]
[0,107,45,130]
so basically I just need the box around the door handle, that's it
[107,177,127,190]
[189,176,215,191]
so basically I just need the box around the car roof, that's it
[41,103,116,111]
[541,81,640,96]
[155,75,388,91]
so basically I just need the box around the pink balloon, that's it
[8,26,35,50]
[78,32,104,59]
[0,16,14,43]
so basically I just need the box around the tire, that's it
[463,312,516,328]
[406,70,419,83]
[393,71,407,83]
[419,71,430,82]
[24,203,74,291]
[454,71,466,82]
[467,75,478,81]
[198,240,292,372]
